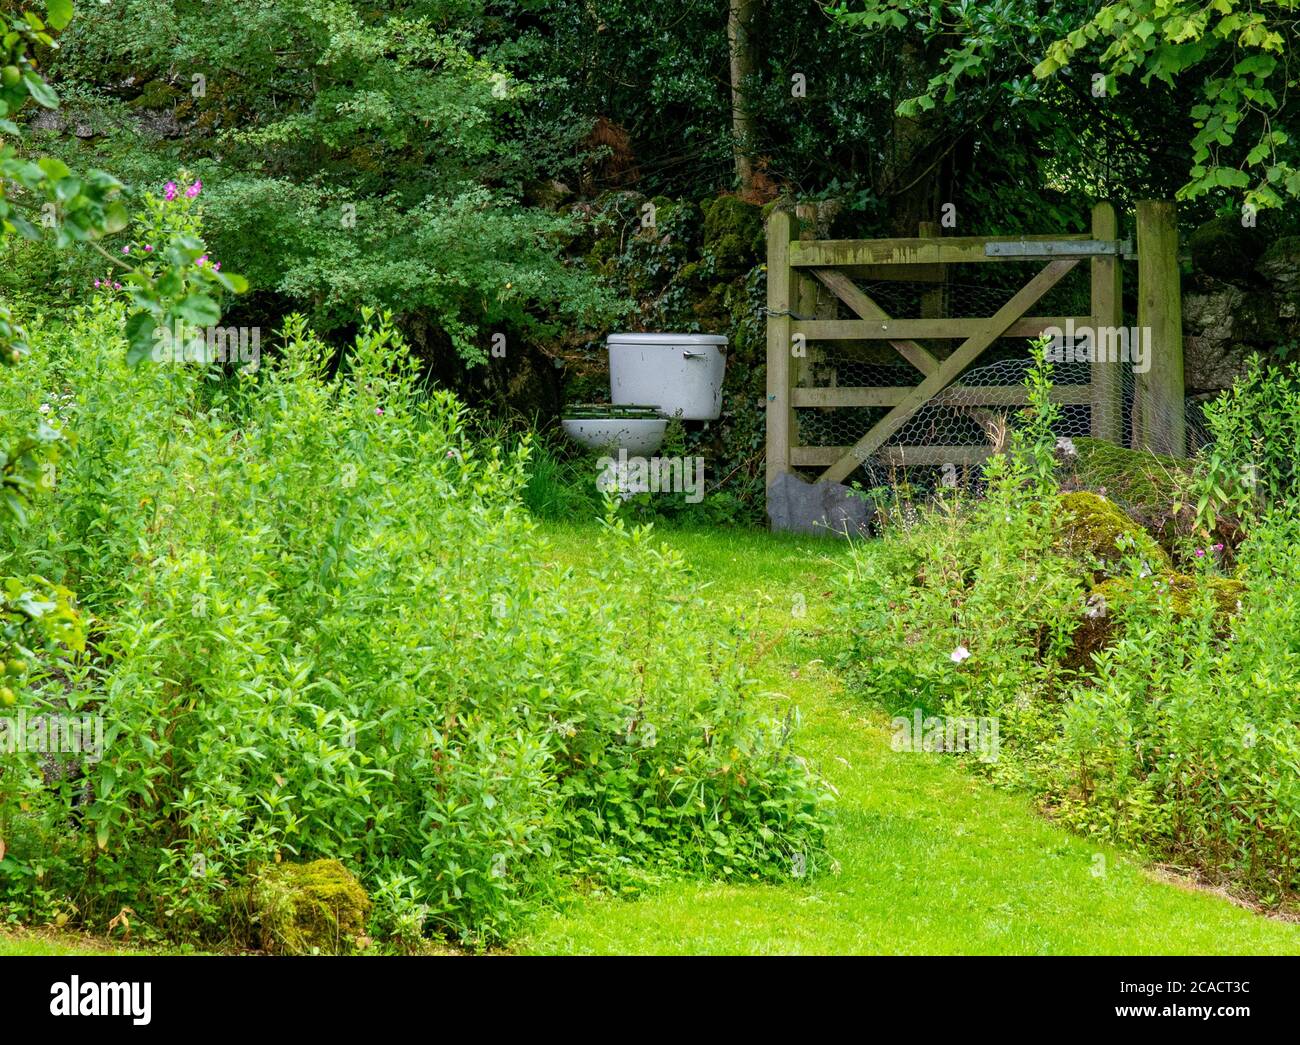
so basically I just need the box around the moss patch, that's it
[246,859,371,955]
[1059,437,1194,545]
[130,78,182,110]
[703,196,762,278]
[1055,490,1170,578]
[1069,573,1246,669]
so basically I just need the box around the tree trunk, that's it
[728,0,758,194]
[882,38,946,237]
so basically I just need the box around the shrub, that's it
[0,302,829,946]
[1193,357,1300,528]
[838,358,1300,908]
[1055,512,1300,892]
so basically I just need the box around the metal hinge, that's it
[984,239,1135,260]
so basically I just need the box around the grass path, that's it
[520,521,1300,955]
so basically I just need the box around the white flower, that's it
[1055,436,1077,456]
[950,645,971,663]
[38,403,50,414]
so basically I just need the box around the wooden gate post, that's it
[918,220,947,319]
[1136,200,1185,456]
[765,208,798,489]
[1089,202,1123,441]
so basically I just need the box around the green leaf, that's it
[46,0,73,31]
[173,293,221,326]
[124,311,158,366]
[156,268,183,296]
[22,72,57,109]
[101,202,128,234]
[213,269,249,294]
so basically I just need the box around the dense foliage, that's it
[1193,358,1300,526]
[21,0,1291,373]
[838,359,1300,907]
[29,0,623,364]
[1,0,1298,954]
[0,303,828,946]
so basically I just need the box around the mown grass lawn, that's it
[519,520,1300,955]
[0,929,136,956]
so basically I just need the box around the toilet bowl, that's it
[560,417,668,457]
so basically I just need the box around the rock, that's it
[1068,573,1245,669]
[703,196,762,278]
[524,179,573,210]
[1059,438,1194,549]
[1187,215,1267,285]
[1183,337,1257,393]
[247,859,371,955]
[1055,490,1169,578]
[1182,278,1281,341]
[1179,277,1277,391]
[1253,237,1300,328]
[767,470,871,537]
[27,109,64,133]
[133,110,184,141]
[1257,235,1300,301]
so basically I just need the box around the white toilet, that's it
[562,333,727,459]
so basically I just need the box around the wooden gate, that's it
[764,201,1185,494]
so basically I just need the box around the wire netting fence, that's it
[791,262,1205,496]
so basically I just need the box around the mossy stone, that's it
[250,858,371,955]
[1056,490,1170,578]
[703,196,762,277]
[1060,438,1199,549]
[131,78,181,110]
[677,261,705,287]
[1069,572,1245,669]
[1187,215,1266,285]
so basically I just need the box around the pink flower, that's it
[93,279,101,288]
[164,181,178,201]
[186,179,202,198]
[212,261,221,271]
[1195,548,1205,558]
[113,282,121,290]
[196,255,208,267]
[1212,542,1224,552]
[144,244,154,253]
[375,407,384,416]
[121,246,130,255]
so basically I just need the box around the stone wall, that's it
[1182,216,1300,395]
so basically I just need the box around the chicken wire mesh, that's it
[790,266,1205,497]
